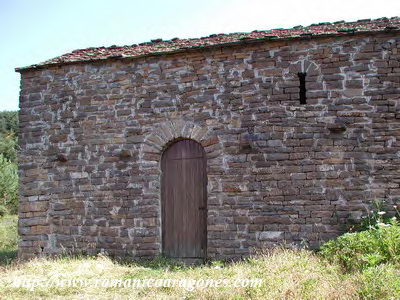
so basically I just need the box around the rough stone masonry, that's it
[16,17,400,259]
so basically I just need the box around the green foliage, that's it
[0,154,19,215]
[0,111,18,135]
[0,110,19,215]
[357,264,400,299]
[320,219,400,272]
[0,214,18,265]
[352,199,400,232]
[0,133,18,162]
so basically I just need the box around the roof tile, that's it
[16,17,400,71]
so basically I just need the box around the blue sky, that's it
[1,0,399,111]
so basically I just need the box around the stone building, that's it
[16,17,400,260]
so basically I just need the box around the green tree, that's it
[0,111,18,135]
[0,134,18,163]
[0,154,18,215]
[0,110,18,162]
[0,111,19,215]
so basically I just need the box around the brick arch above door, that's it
[140,119,223,164]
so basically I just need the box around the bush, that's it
[352,199,400,232]
[0,154,19,215]
[319,219,400,271]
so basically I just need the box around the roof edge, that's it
[15,26,400,73]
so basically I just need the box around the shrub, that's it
[0,154,18,215]
[352,199,400,232]
[319,219,400,271]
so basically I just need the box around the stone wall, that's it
[18,32,400,259]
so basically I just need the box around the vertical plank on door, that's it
[161,139,207,258]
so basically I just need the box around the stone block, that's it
[259,231,284,241]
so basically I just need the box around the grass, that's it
[357,264,400,299]
[0,249,358,299]
[0,214,18,265]
[0,215,399,299]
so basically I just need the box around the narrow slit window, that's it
[298,72,307,105]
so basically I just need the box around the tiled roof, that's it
[16,17,400,71]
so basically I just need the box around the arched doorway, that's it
[161,139,207,259]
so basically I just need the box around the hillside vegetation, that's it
[0,111,19,216]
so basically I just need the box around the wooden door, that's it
[161,139,207,258]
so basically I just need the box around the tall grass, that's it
[0,249,358,299]
[0,215,399,299]
[0,214,18,265]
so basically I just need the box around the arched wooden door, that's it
[161,139,207,259]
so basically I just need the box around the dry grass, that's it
[0,248,359,299]
[0,216,399,299]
